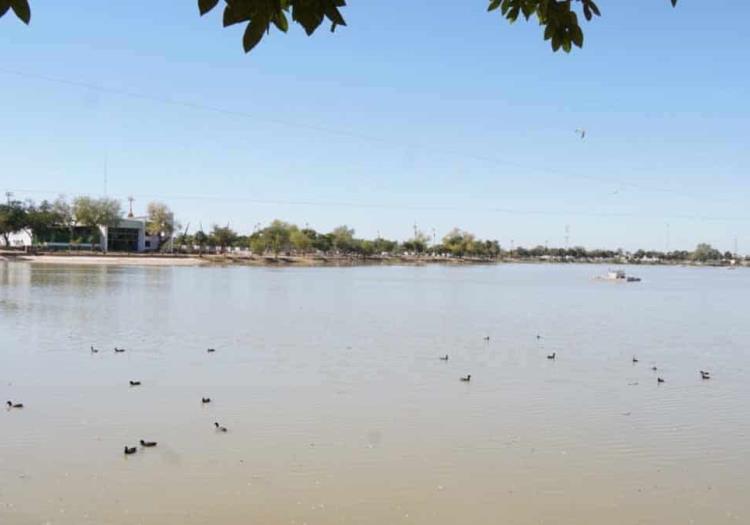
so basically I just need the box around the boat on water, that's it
[597,269,642,282]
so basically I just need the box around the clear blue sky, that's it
[1,1,748,252]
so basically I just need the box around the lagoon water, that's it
[1,262,748,524]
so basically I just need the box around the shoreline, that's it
[1,251,745,269]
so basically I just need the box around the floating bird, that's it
[547,352,556,360]
[575,128,586,140]
[651,366,658,371]
[124,446,137,455]
[90,345,99,353]
[6,400,23,409]
[657,377,665,384]
[214,422,228,432]
[460,374,471,382]
[536,334,542,340]
[700,370,711,380]
[129,381,141,387]
[114,347,125,353]
[632,356,639,363]
[139,440,157,447]
[202,397,212,404]
[207,348,216,353]
[483,336,490,342]
[439,355,449,361]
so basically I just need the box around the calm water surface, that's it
[1,262,748,524]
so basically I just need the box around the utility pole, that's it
[127,196,135,218]
[564,224,570,249]
[103,155,108,196]
[5,191,12,205]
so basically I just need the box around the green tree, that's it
[194,229,208,254]
[72,196,122,248]
[0,200,28,246]
[2,0,679,54]
[24,199,66,243]
[442,228,477,257]
[146,201,175,249]
[210,224,238,252]
[692,243,721,263]
[403,229,430,255]
[290,227,312,254]
[331,225,355,253]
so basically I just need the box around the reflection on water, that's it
[1,262,748,524]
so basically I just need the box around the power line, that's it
[5,186,750,223]
[0,67,729,202]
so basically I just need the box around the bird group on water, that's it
[5,344,230,456]
[441,337,715,387]
[6,339,718,453]
[117,346,225,456]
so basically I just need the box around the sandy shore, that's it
[11,255,207,266]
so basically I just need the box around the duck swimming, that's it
[91,345,99,353]
[124,446,137,455]
[214,422,228,432]
[460,374,471,382]
[632,356,639,363]
[657,377,665,384]
[202,397,212,404]
[439,355,449,361]
[207,348,216,353]
[483,336,490,342]
[139,440,157,447]
[700,370,711,380]
[547,352,556,360]
[6,401,23,409]
[129,381,141,386]
[114,347,126,353]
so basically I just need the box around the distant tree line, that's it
[0,197,175,251]
[1,198,741,263]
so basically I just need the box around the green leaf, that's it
[223,4,250,27]
[487,0,502,12]
[243,20,266,53]
[198,0,220,16]
[272,11,289,32]
[571,25,583,47]
[0,0,11,18]
[9,0,30,24]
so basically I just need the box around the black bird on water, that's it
[90,345,99,353]
[124,446,137,455]
[632,356,639,363]
[700,370,711,380]
[483,336,490,342]
[439,355,449,361]
[114,347,126,353]
[547,352,556,360]
[214,422,228,432]
[657,377,665,384]
[140,440,157,447]
[129,381,141,387]
[651,366,658,371]
[202,397,212,404]
[6,400,23,409]
[207,348,216,353]
[460,374,471,382]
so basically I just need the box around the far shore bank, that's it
[1,250,746,269]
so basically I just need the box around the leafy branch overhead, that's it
[2,0,679,54]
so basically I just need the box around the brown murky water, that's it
[1,262,748,524]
